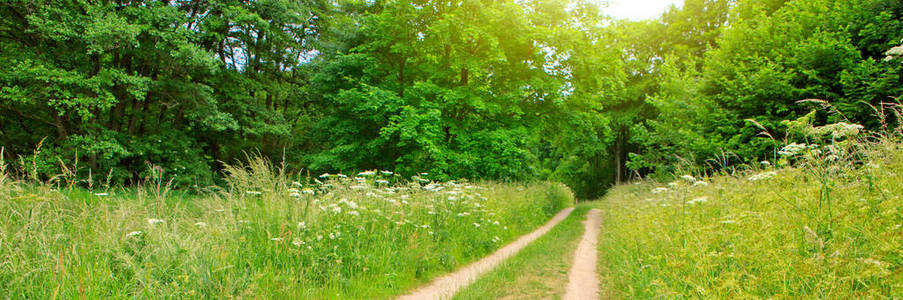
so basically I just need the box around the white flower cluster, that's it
[813,122,864,139]
[748,171,777,181]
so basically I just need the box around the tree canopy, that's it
[2,0,901,198]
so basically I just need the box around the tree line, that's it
[1,0,901,198]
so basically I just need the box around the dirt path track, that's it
[563,208,602,300]
[397,208,575,300]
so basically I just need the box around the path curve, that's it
[563,208,602,300]
[398,207,575,300]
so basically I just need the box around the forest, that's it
[2,0,902,199]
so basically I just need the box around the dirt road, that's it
[563,208,602,300]
[398,208,575,300]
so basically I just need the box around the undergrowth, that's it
[598,103,903,298]
[0,156,573,298]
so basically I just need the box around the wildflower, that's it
[147,218,165,225]
[317,234,323,241]
[271,238,283,242]
[492,236,500,243]
[292,181,303,187]
[351,184,367,190]
[355,177,366,182]
[778,143,808,157]
[303,189,315,195]
[358,171,376,177]
[687,197,709,205]
[194,222,208,227]
[375,179,390,185]
[94,192,109,197]
[457,212,470,217]
[329,233,335,239]
[428,211,436,215]
[332,206,342,213]
[319,173,330,178]
[448,196,458,201]
[126,231,142,238]
[421,224,430,229]
[381,170,394,175]
[680,175,696,182]
[651,187,669,194]
[693,181,708,187]
[292,239,304,247]
[428,231,434,235]
[473,223,480,228]
[289,192,301,197]
[493,221,500,225]
[245,191,262,196]
[760,160,771,166]
[748,171,777,181]
[336,174,347,178]
[297,222,306,229]
[349,210,360,216]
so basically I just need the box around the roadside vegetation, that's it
[597,110,903,298]
[0,156,573,298]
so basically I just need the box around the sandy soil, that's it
[562,208,602,300]
[397,208,575,300]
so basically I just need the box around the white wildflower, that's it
[316,234,323,241]
[693,181,709,187]
[748,171,777,181]
[94,192,109,197]
[668,181,679,188]
[778,143,808,157]
[292,181,303,187]
[245,191,262,195]
[687,197,709,205]
[349,210,360,216]
[126,231,142,237]
[271,238,283,241]
[375,179,390,185]
[336,174,347,178]
[381,170,394,175]
[146,218,165,225]
[760,160,771,166]
[651,187,669,194]
[473,223,480,228]
[319,173,330,178]
[292,239,304,247]
[680,175,696,182]
[358,171,376,177]
[194,222,208,227]
[428,231,434,235]
[303,189,315,195]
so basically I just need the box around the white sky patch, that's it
[601,0,684,21]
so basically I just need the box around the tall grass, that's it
[597,108,903,297]
[0,156,573,298]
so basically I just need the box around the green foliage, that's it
[0,158,573,298]
[598,138,903,298]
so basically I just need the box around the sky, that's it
[602,0,684,20]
